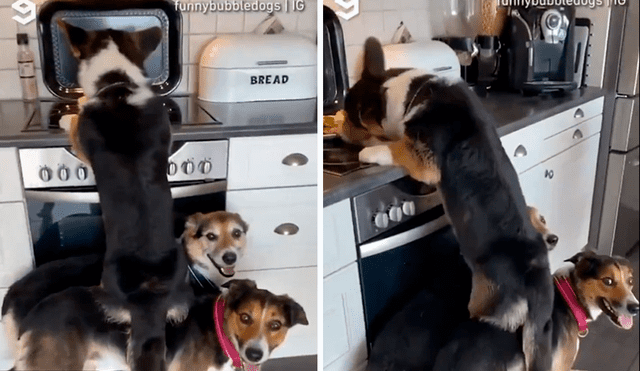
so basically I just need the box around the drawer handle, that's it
[274,223,299,235]
[514,145,527,157]
[574,108,584,118]
[573,129,583,139]
[282,153,308,166]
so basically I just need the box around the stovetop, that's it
[323,138,376,176]
[21,96,218,133]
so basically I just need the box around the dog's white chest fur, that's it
[79,39,154,106]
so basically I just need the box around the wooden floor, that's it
[262,355,317,371]
[573,242,639,371]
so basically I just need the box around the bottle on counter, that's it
[17,33,38,101]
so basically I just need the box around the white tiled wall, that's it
[0,0,317,99]
[323,0,441,86]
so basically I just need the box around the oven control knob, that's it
[76,166,88,180]
[373,212,389,229]
[388,206,403,222]
[39,167,52,182]
[167,161,178,176]
[58,166,69,181]
[182,160,195,175]
[402,201,416,216]
[199,160,212,174]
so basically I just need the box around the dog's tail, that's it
[127,309,167,371]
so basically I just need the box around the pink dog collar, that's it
[554,276,589,337]
[214,297,260,371]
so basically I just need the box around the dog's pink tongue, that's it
[619,315,633,330]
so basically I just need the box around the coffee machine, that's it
[500,6,577,94]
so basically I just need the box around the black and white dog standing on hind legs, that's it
[54,21,192,371]
[345,37,555,371]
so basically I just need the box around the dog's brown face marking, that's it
[569,252,639,329]
[527,206,558,250]
[222,280,308,366]
[468,270,498,319]
[184,211,248,280]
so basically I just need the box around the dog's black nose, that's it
[222,252,237,265]
[629,303,639,316]
[546,234,559,246]
[245,347,263,362]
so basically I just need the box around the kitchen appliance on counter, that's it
[599,0,639,257]
[382,40,461,80]
[198,33,316,126]
[471,0,508,93]
[499,6,577,94]
[323,6,349,115]
[430,0,482,82]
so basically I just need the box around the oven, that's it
[350,176,462,352]
[19,140,227,266]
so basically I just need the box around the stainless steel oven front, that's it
[19,140,228,266]
[351,177,459,352]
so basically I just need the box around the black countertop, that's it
[0,98,317,148]
[323,87,606,207]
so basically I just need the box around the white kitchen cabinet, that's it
[0,202,34,288]
[323,199,356,277]
[323,263,367,371]
[227,134,317,190]
[500,98,604,273]
[226,134,318,361]
[0,148,24,203]
[232,267,317,359]
[226,186,316,270]
[519,134,601,271]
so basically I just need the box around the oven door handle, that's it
[25,181,227,203]
[359,215,450,258]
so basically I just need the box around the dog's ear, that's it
[57,20,89,59]
[282,296,308,327]
[185,212,205,238]
[222,279,257,309]
[234,213,249,233]
[131,26,162,62]
[362,37,385,79]
[568,251,600,278]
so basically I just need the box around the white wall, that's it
[0,0,316,99]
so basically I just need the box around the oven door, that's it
[357,206,459,351]
[25,181,225,266]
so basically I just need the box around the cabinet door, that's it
[323,263,367,371]
[232,267,317,358]
[518,134,600,272]
[0,148,23,203]
[0,203,33,287]
[226,186,316,270]
[323,200,356,278]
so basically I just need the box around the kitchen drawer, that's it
[0,148,24,203]
[227,134,317,190]
[500,98,604,174]
[540,115,602,160]
[232,267,317,358]
[0,203,33,288]
[323,199,356,278]
[226,186,316,270]
[323,263,367,371]
[535,97,604,139]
